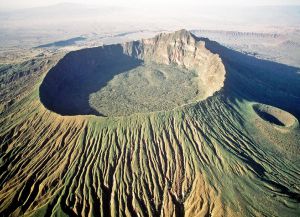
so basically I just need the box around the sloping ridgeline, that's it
[0,30,300,217]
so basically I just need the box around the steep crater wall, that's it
[253,103,298,128]
[39,30,226,116]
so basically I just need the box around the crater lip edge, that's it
[39,30,226,117]
[252,103,299,129]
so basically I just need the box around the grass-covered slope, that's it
[0,30,300,217]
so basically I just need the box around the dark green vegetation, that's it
[40,30,225,117]
[89,63,202,116]
[0,30,300,217]
[40,44,142,116]
[40,45,204,117]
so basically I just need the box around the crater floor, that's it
[39,30,225,117]
[89,62,202,116]
[2,30,300,217]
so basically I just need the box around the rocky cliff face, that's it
[124,29,226,98]
[39,30,226,117]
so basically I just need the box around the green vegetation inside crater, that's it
[1,30,300,217]
[89,62,202,116]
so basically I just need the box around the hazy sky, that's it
[1,0,300,10]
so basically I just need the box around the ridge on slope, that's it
[0,30,300,217]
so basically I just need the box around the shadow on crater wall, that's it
[195,37,300,202]
[39,44,142,116]
[255,109,285,126]
[198,37,300,119]
[40,36,300,119]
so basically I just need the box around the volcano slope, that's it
[0,30,300,217]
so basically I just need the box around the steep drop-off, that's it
[0,30,300,217]
[39,30,225,116]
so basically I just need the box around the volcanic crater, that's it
[2,29,300,217]
[39,30,226,117]
[253,103,298,128]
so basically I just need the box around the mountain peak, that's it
[139,29,201,66]
[174,29,193,37]
[155,29,195,42]
[124,29,226,99]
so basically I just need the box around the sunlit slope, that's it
[0,30,300,217]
